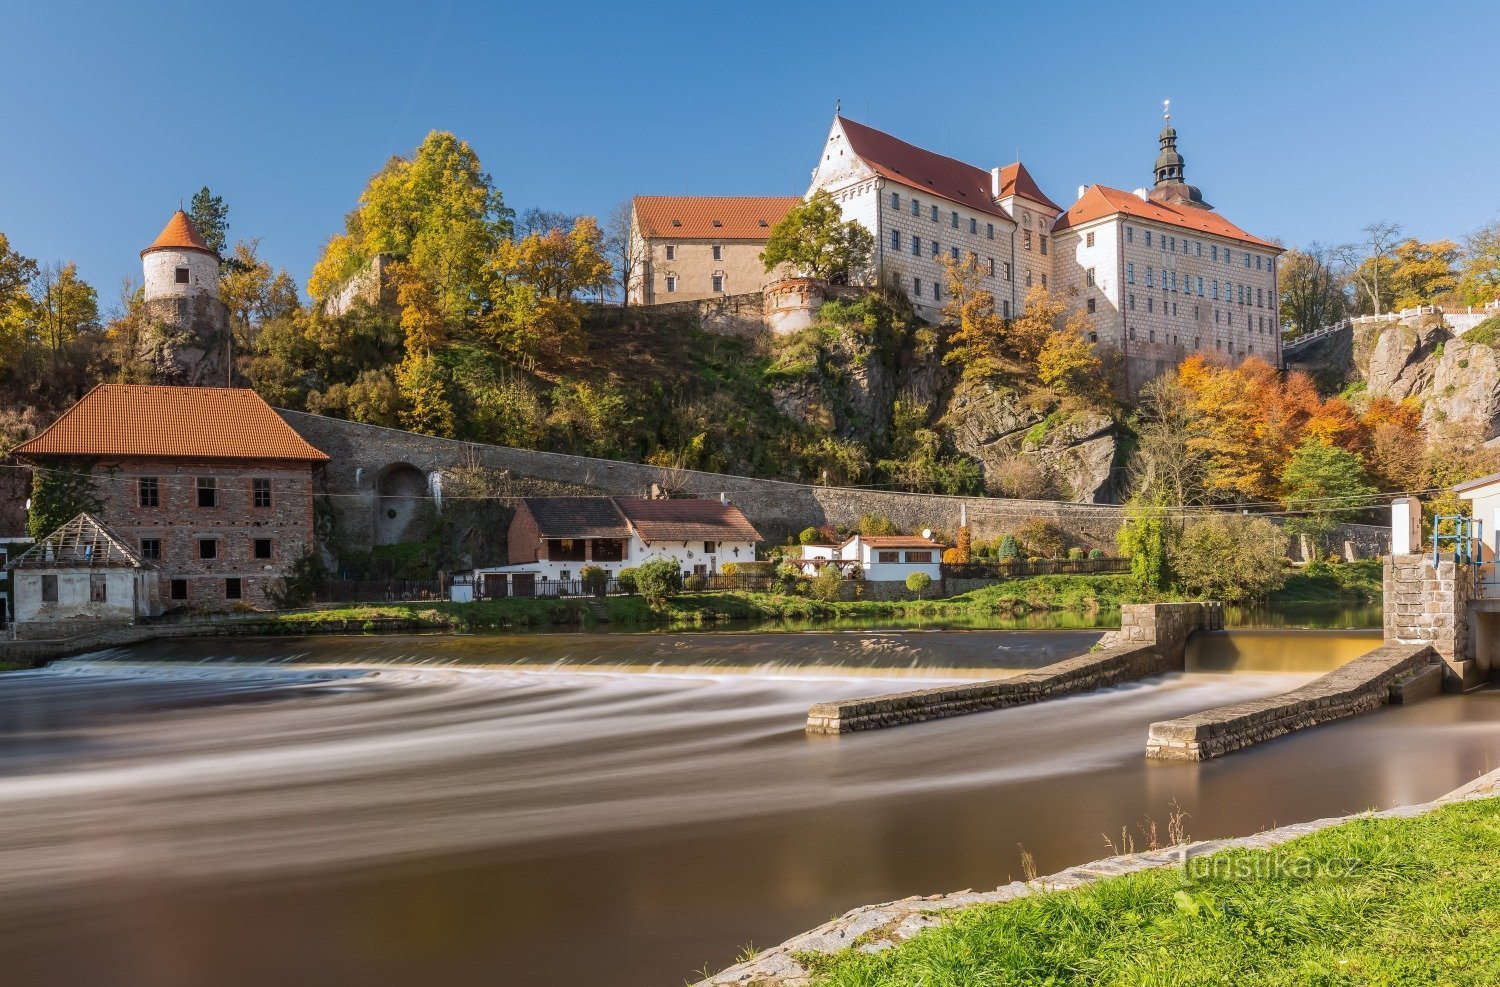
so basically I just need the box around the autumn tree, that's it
[1278,243,1346,337]
[1008,285,1065,366]
[1127,373,1209,505]
[760,189,873,284]
[1458,220,1500,305]
[1336,221,1402,316]
[1037,314,1105,402]
[605,199,649,314]
[188,186,230,255]
[1385,238,1460,309]
[487,216,611,357]
[940,255,1007,381]
[1279,438,1377,548]
[31,262,99,363]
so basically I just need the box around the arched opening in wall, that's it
[374,463,435,547]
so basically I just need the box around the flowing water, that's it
[0,628,1495,987]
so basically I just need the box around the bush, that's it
[775,560,804,593]
[810,564,844,601]
[1175,514,1288,603]
[997,534,1020,563]
[1017,518,1066,559]
[1088,548,1105,560]
[635,559,683,605]
[942,547,965,564]
[798,527,822,545]
[905,571,933,597]
[722,560,774,577]
[858,513,896,536]
[1067,546,1085,560]
[267,551,328,608]
[579,565,608,596]
[683,574,708,591]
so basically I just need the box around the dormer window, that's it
[175,267,190,284]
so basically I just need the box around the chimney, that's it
[1132,188,1150,201]
[991,166,1002,199]
[1077,184,1087,201]
[719,492,730,506]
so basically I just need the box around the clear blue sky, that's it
[4,0,1496,310]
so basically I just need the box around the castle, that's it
[135,210,233,385]
[634,105,1283,390]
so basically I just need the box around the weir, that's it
[805,602,1222,734]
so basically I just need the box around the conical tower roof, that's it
[140,209,219,260]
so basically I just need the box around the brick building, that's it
[11,385,329,610]
[629,195,800,304]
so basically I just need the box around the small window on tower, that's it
[175,267,190,284]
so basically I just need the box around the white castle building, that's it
[805,105,1283,390]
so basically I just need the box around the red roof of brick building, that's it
[633,196,800,240]
[140,209,220,259]
[11,385,329,462]
[614,498,762,543]
[1053,185,1281,251]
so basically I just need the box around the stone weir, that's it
[805,603,1222,734]
[1145,641,1440,761]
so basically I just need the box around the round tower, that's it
[141,209,221,302]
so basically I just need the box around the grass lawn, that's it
[803,796,1500,986]
[1272,559,1384,604]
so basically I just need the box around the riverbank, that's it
[701,768,1500,986]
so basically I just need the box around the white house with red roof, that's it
[796,532,945,583]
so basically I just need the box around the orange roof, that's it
[1053,185,1282,252]
[845,535,945,549]
[11,385,329,463]
[996,161,1062,213]
[838,116,1010,220]
[140,209,219,259]
[633,196,800,240]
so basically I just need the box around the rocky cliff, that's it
[1352,314,1500,436]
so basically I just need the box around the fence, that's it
[316,578,448,603]
[941,558,1128,579]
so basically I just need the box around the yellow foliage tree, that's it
[940,255,1008,381]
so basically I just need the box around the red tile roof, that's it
[519,498,632,539]
[845,535,946,549]
[633,196,800,240]
[140,209,219,259]
[615,498,762,543]
[1053,185,1282,251]
[996,161,1062,213]
[838,116,1010,220]
[11,385,329,462]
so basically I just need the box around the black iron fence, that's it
[941,558,1127,579]
[315,578,448,603]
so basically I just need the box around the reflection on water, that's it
[1187,628,1386,673]
[0,629,1491,987]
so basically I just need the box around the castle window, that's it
[1144,231,1152,247]
[1026,272,1033,288]
[1127,263,1135,284]
[197,477,217,508]
[711,245,722,261]
[1086,231,1095,247]
[1002,300,1010,318]
[140,538,161,561]
[891,230,901,250]
[175,267,190,284]
[911,237,920,257]
[1040,273,1047,288]
[1040,237,1048,256]
[1087,298,1096,313]
[1149,330,1155,342]
[254,538,273,560]
[252,478,272,508]
[912,198,920,216]
[969,218,977,234]
[225,578,242,600]
[1129,327,1137,340]
[665,245,675,260]
[1147,297,1153,313]
[1197,276,1204,296]
[1085,268,1095,287]
[988,258,995,277]
[951,211,959,229]
[914,276,922,296]
[950,247,960,260]
[986,223,994,239]
[933,281,940,300]
[199,538,218,560]
[1004,261,1012,281]
[930,240,939,257]
[1125,226,1134,243]
[1245,253,1252,268]
[138,477,159,508]
[665,275,676,293]
[1195,241,1202,257]
[711,275,724,292]
[931,205,939,222]
[890,191,900,210]
[1146,266,1154,288]
[1023,231,1032,250]
[1129,294,1135,311]
[1212,245,1218,261]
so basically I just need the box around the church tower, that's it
[137,210,232,385]
[1147,101,1211,210]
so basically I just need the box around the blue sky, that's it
[3,0,1496,310]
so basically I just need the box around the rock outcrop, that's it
[1351,314,1500,437]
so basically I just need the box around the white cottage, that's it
[797,533,945,583]
[457,496,762,599]
[6,513,162,637]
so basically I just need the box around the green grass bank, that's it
[802,795,1500,986]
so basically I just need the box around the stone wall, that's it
[639,291,767,337]
[278,411,1126,560]
[805,602,1220,733]
[1384,554,1474,661]
[1146,641,1438,761]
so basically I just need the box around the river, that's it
[0,627,1496,986]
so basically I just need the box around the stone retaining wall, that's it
[806,602,1221,734]
[1145,641,1438,761]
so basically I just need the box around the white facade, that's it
[794,535,943,582]
[143,247,219,303]
[11,567,160,626]
[460,534,758,598]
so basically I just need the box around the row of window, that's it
[1122,265,1269,306]
[137,535,276,562]
[877,550,933,564]
[662,245,725,261]
[889,234,1013,281]
[1125,294,1276,332]
[138,477,274,510]
[662,274,725,293]
[1122,225,1270,270]
[1125,327,1261,357]
[36,572,256,604]
[889,192,997,240]
[909,276,1018,316]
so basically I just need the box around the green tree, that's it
[1117,493,1173,594]
[635,558,683,606]
[188,186,230,255]
[810,564,844,601]
[1279,244,1346,337]
[28,459,103,538]
[31,262,99,363]
[1174,514,1288,603]
[760,190,873,284]
[905,571,933,598]
[1279,438,1377,547]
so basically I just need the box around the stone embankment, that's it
[806,602,1221,734]
[693,765,1500,987]
[1145,641,1438,761]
